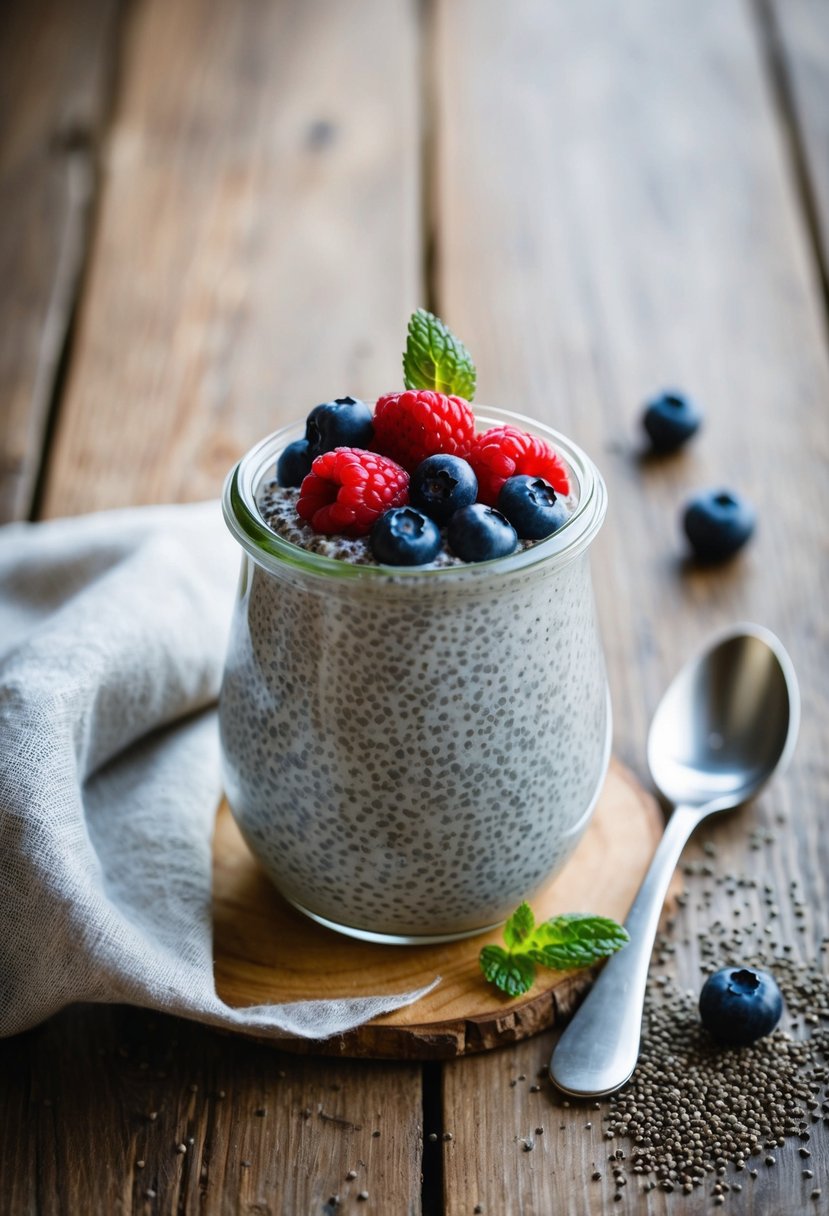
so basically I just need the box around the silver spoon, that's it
[549,623,799,1098]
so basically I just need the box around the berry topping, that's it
[370,507,442,566]
[305,396,374,457]
[447,503,518,563]
[683,489,755,562]
[468,425,570,506]
[410,454,478,525]
[497,475,569,540]
[699,967,783,1046]
[642,389,701,453]
[372,390,476,473]
[297,448,409,537]
[276,438,313,488]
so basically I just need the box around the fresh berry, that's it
[699,967,783,1046]
[297,448,409,537]
[276,438,312,487]
[370,507,442,566]
[642,389,701,453]
[497,475,569,540]
[410,454,478,525]
[447,503,518,563]
[683,489,755,562]
[372,390,476,472]
[305,396,374,457]
[468,425,570,506]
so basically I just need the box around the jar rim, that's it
[222,406,607,583]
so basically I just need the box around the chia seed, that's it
[585,862,829,1197]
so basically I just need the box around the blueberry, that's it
[683,489,756,562]
[699,967,783,1046]
[447,503,518,563]
[497,475,569,540]
[410,455,478,525]
[370,507,442,566]
[305,396,373,457]
[642,389,702,453]
[276,438,312,487]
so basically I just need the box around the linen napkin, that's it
[0,502,436,1039]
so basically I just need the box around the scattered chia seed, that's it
[584,862,829,1199]
[357,1190,369,1201]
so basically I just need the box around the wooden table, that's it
[2,1,828,1212]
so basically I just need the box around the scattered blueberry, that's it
[370,507,442,566]
[683,489,756,562]
[497,475,568,540]
[447,503,518,563]
[642,389,702,453]
[276,438,312,487]
[305,396,373,457]
[410,454,478,525]
[699,967,783,1046]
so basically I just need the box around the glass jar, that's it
[220,407,610,943]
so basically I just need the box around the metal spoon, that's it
[549,623,799,1098]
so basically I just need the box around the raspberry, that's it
[297,447,409,536]
[467,426,570,506]
[373,390,475,472]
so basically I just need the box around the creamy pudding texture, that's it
[219,409,611,940]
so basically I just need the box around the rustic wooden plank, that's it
[765,0,829,286]
[0,0,425,1212]
[432,1,829,1212]
[0,1005,423,1216]
[39,0,421,518]
[0,0,121,523]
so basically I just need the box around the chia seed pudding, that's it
[219,407,611,942]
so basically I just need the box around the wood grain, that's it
[0,0,121,522]
[767,0,829,282]
[0,1004,422,1216]
[213,761,664,1058]
[38,0,421,519]
[432,0,829,1211]
[0,0,425,1213]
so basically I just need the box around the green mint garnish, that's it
[479,903,629,997]
[402,308,477,399]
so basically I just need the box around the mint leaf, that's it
[402,308,477,399]
[527,914,630,970]
[479,945,536,997]
[479,906,628,997]
[503,901,535,950]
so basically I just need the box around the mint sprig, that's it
[402,308,477,399]
[480,903,629,997]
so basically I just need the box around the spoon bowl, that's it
[550,623,799,1097]
[647,624,800,811]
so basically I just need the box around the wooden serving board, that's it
[213,759,664,1059]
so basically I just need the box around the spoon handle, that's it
[549,802,701,1097]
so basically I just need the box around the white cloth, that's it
[0,502,436,1038]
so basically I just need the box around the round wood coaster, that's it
[212,759,663,1059]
